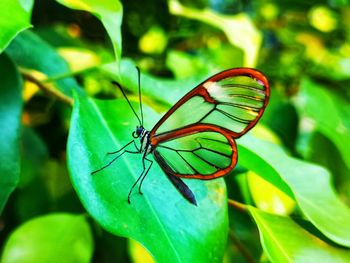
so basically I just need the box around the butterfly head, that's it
[132,126,144,138]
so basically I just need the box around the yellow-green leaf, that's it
[56,0,123,69]
[169,0,262,67]
[0,0,33,52]
[249,207,350,263]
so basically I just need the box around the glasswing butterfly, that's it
[92,67,270,206]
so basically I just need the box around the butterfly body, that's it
[135,126,152,155]
[93,68,270,205]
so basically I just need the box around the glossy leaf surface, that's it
[0,0,33,52]
[238,135,350,247]
[294,78,350,169]
[5,31,82,97]
[0,54,22,214]
[1,213,93,263]
[56,0,123,65]
[249,207,350,262]
[67,94,228,262]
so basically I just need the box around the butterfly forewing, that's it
[154,96,214,134]
[150,68,269,139]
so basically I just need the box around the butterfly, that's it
[92,67,270,206]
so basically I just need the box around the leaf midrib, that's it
[252,210,293,262]
[90,99,182,263]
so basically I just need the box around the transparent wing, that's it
[153,127,237,179]
[150,68,270,139]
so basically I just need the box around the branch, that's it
[21,70,74,106]
[228,199,248,212]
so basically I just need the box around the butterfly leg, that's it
[127,154,153,203]
[91,140,139,175]
[138,157,153,195]
[107,140,140,155]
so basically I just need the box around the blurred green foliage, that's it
[0,0,350,262]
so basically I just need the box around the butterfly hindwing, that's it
[152,125,238,179]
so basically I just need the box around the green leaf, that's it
[294,77,350,169]
[168,0,262,67]
[297,132,350,201]
[238,136,294,199]
[249,207,350,263]
[0,0,33,53]
[262,95,299,151]
[102,59,204,107]
[0,53,22,214]
[67,94,228,262]
[6,31,82,97]
[128,239,155,263]
[238,135,350,247]
[166,50,209,79]
[0,213,94,263]
[227,206,262,262]
[166,46,243,79]
[18,127,48,188]
[56,0,123,66]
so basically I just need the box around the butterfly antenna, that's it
[136,67,144,126]
[111,81,142,126]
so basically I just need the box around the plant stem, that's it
[42,66,96,83]
[228,199,248,212]
[21,70,74,106]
